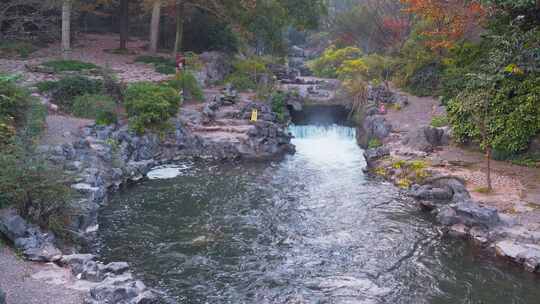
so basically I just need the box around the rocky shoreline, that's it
[0,92,294,303]
[359,99,540,275]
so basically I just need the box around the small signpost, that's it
[250,109,258,122]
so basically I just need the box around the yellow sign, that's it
[250,109,258,122]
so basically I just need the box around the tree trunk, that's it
[119,0,129,50]
[61,0,71,59]
[486,146,493,192]
[174,0,184,55]
[149,1,161,54]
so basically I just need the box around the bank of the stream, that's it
[97,124,540,304]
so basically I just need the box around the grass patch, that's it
[0,41,37,58]
[42,60,98,73]
[473,187,492,194]
[135,55,176,75]
[368,138,383,149]
[431,115,449,128]
[72,94,118,125]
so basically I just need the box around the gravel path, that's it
[0,245,85,304]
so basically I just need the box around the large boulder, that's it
[437,200,500,228]
[496,240,540,272]
[421,176,471,202]
[364,147,390,164]
[195,52,232,86]
[402,126,447,152]
[357,115,392,149]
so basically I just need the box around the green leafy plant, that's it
[42,60,99,72]
[431,115,449,127]
[0,74,32,146]
[225,57,273,91]
[72,94,118,125]
[124,82,182,134]
[270,92,287,122]
[165,71,204,101]
[135,56,176,75]
[307,46,363,78]
[37,76,104,110]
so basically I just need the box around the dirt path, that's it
[0,245,85,304]
[0,33,169,84]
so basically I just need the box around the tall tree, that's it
[150,0,161,53]
[174,0,185,55]
[119,0,129,50]
[61,0,72,58]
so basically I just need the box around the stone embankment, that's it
[0,88,294,303]
[359,86,540,275]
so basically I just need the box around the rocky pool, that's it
[97,125,540,303]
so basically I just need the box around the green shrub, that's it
[0,74,32,146]
[225,57,273,91]
[307,46,363,78]
[368,138,383,149]
[270,92,287,122]
[165,71,204,101]
[0,145,72,228]
[42,60,98,72]
[431,115,449,128]
[37,76,104,110]
[124,82,181,134]
[448,75,540,157]
[72,94,118,125]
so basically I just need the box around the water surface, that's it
[98,125,540,303]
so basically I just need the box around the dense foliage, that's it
[124,82,182,134]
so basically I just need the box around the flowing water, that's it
[98,125,540,304]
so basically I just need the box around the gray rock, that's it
[364,147,390,164]
[412,185,453,201]
[60,254,96,274]
[437,206,459,226]
[86,273,154,304]
[0,288,5,304]
[453,200,500,228]
[496,240,540,272]
[0,209,28,240]
[424,176,471,202]
[104,262,130,275]
[357,115,392,148]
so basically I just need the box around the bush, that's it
[225,57,273,91]
[0,74,32,146]
[448,75,540,157]
[165,71,204,101]
[42,60,98,72]
[270,92,287,122]
[124,82,181,134]
[72,94,117,125]
[37,76,104,110]
[0,145,72,228]
[431,115,449,127]
[307,46,363,78]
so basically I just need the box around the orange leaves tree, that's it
[400,0,486,50]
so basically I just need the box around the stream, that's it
[97,124,540,304]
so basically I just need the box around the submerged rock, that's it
[0,288,5,304]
